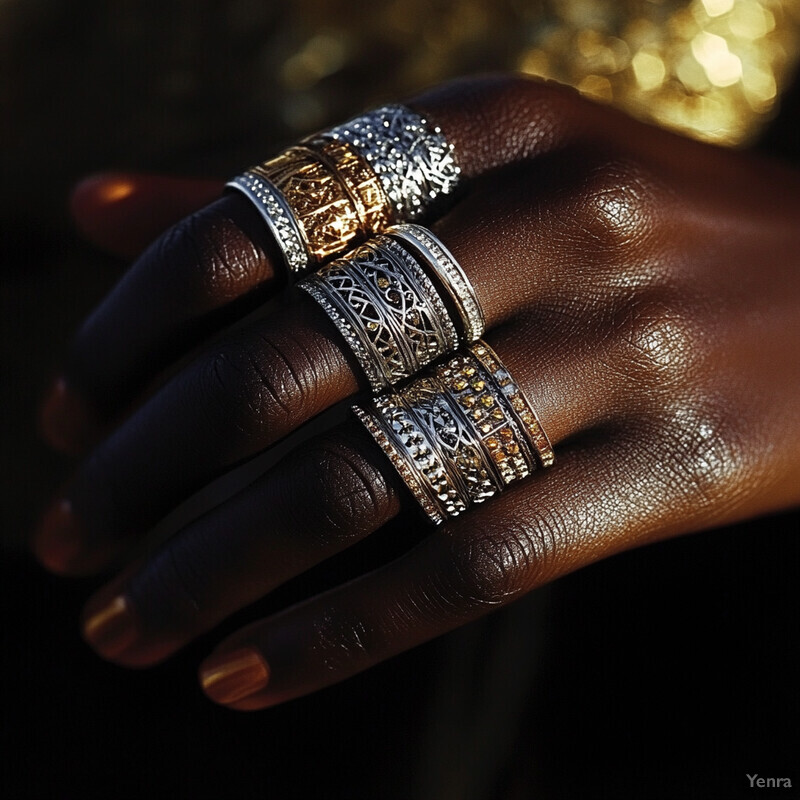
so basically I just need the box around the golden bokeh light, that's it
[275,1,800,146]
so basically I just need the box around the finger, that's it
[75,307,656,667]
[33,146,663,575]
[39,75,630,453]
[195,401,774,711]
[33,297,360,576]
[40,189,282,454]
[70,173,224,260]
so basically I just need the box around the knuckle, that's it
[152,203,266,303]
[197,331,318,438]
[572,158,660,257]
[443,519,559,609]
[285,435,396,545]
[651,399,755,516]
[606,296,704,393]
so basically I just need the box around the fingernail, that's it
[33,498,85,574]
[39,377,92,455]
[200,648,270,705]
[82,595,138,660]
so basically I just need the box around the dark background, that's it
[2,3,799,798]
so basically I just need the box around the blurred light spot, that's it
[632,49,667,90]
[517,48,553,79]
[691,31,742,86]
[701,0,734,18]
[729,3,773,39]
[577,74,613,100]
[281,33,350,91]
[742,63,777,108]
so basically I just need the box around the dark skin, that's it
[34,75,800,709]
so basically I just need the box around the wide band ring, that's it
[321,104,461,221]
[387,223,484,341]
[227,105,460,277]
[299,236,459,390]
[227,142,375,276]
[354,341,555,523]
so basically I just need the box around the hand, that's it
[34,75,800,710]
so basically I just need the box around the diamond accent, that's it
[388,223,485,341]
[226,173,308,274]
[326,105,461,220]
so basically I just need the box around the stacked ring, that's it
[299,236,459,390]
[387,223,484,341]
[227,105,460,276]
[353,342,554,524]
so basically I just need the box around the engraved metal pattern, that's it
[470,341,555,468]
[225,173,308,274]
[402,376,500,504]
[300,280,385,390]
[324,104,461,221]
[354,394,468,523]
[436,353,530,485]
[352,403,446,524]
[355,341,554,524]
[251,147,361,267]
[305,137,392,233]
[388,223,485,342]
[299,238,458,391]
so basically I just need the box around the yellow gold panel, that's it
[252,148,361,264]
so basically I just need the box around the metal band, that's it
[402,375,501,504]
[354,395,468,523]
[225,172,308,275]
[470,341,555,468]
[299,238,458,391]
[323,104,461,221]
[251,147,362,270]
[300,278,386,390]
[387,223,485,342]
[354,341,554,524]
[436,352,531,485]
[304,137,392,234]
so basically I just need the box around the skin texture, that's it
[34,75,800,710]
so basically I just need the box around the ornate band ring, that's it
[469,341,555,468]
[320,104,461,222]
[387,223,485,342]
[353,393,468,524]
[227,145,365,275]
[299,237,459,390]
[225,171,309,275]
[355,341,555,523]
[228,104,461,277]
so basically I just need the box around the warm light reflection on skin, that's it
[279,1,800,147]
[98,179,135,203]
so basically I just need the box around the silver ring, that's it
[226,172,308,275]
[299,237,459,391]
[470,341,555,468]
[354,341,555,523]
[387,223,485,342]
[322,105,461,221]
[353,395,466,523]
[401,375,501,506]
